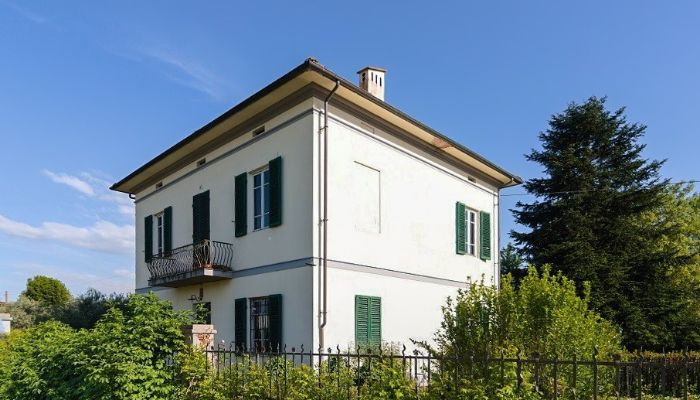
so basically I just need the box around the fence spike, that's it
[402,344,406,357]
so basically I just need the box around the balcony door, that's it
[192,191,210,267]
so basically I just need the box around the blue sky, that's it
[1,1,698,300]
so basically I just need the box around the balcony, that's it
[147,240,234,287]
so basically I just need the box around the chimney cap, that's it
[357,66,387,74]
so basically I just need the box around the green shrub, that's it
[419,266,623,399]
[2,293,191,400]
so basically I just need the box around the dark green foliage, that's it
[500,243,527,287]
[511,97,686,349]
[0,293,190,400]
[60,288,129,329]
[23,275,71,306]
[1,287,128,330]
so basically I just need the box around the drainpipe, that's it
[319,80,340,349]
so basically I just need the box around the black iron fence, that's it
[147,239,233,284]
[197,344,700,399]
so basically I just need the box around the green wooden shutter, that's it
[193,191,210,243]
[355,295,370,346]
[163,206,172,254]
[268,294,283,352]
[480,211,491,261]
[368,297,382,346]
[234,298,247,350]
[144,215,153,263]
[269,156,283,227]
[455,202,466,255]
[234,173,247,237]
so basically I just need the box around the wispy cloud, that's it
[43,170,95,196]
[43,170,134,217]
[0,214,134,255]
[124,44,232,100]
[1,1,47,24]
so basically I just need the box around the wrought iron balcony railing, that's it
[147,240,234,286]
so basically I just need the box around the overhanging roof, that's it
[111,58,522,194]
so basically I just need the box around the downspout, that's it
[496,178,515,290]
[319,80,340,349]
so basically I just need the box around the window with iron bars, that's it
[249,297,270,351]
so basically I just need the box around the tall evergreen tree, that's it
[512,97,683,349]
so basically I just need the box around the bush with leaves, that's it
[1,293,191,400]
[419,266,623,399]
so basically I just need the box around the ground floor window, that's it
[250,297,270,351]
[355,295,381,347]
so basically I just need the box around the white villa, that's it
[111,59,521,351]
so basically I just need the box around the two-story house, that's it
[111,59,521,351]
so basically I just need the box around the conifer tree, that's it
[512,97,684,349]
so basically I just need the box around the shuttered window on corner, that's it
[234,298,247,350]
[163,206,172,254]
[355,295,381,347]
[268,294,283,351]
[235,173,247,237]
[480,211,491,261]
[144,215,153,263]
[268,156,283,227]
[455,202,466,255]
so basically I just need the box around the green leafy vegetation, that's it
[512,96,697,349]
[23,275,71,306]
[0,293,190,400]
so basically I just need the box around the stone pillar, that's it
[182,324,217,348]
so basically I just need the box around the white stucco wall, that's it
[153,266,313,347]
[134,102,315,289]
[315,102,500,285]
[310,100,500,348]
[320,267,459,350]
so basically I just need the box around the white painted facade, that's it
[119,61,518,351]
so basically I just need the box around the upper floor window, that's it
[155,213,164,256]
[466,209,477,256]
[253,169,270,230]
[455,201,491,261]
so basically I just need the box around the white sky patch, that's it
[43,170,95,196]
[0,1,47,24]
[132,45,231,100]
[0,214,134,255]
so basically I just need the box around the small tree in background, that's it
[500,243,527,287]
[23,275,71,306]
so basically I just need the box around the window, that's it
[466,209,477,256]
[155,213,164,256]
[250,297,270,351]
[355,295,381,347]
[253,169,270,230]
